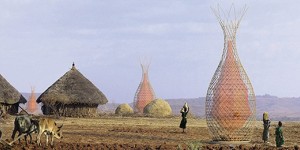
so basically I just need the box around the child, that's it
[275,121,284,147]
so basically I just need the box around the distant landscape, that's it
[22,93,300,121]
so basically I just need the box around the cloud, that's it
[0,0,300,102]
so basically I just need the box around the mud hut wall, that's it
[42,105,53,115]
[43,103,98,117]
[62,104,98,117]
[0,103,19,114]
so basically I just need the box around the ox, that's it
[11,115,38,144]
[37,118,63,146]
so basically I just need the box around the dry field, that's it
[0,115,299,149]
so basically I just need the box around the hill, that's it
[99,94,300,121]
[21,93,300,120]
[167,95,300,121]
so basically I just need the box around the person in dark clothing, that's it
[275,121,284,147]
[179,103,189,133]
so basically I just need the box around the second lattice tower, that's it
[133,61,156,113]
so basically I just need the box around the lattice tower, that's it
[27,86,38,113]
[133,61,156,113]
[205,5,256,141]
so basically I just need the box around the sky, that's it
[0,0,300,103]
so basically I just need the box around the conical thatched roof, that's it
[36,63,108,105]
[0,74,26,104]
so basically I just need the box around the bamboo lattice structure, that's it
[133,60,156,113]
[205,5,256,141]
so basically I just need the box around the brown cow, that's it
[37,118,63,146]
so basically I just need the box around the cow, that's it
[11,115,39,144]
[37,118,63,146]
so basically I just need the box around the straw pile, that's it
[143,99,172,117]
[115,103,133,115]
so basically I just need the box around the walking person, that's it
[275,121,284,147]
[262,112,271,143]
[179,102,189,133]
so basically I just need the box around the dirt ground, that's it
[0,115,299,149]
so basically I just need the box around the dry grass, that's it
[0,115,299,149]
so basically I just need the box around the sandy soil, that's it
[0,115,299,149]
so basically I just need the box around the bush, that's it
[143,99,172,117]
[115,104,133,116]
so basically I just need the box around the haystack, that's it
[0,74,26,114]
[36,63,108,117]
[143,99,172,117]
[115,103,133,115]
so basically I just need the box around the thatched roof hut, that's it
[37,63,108,117]
[0,74,26,114]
